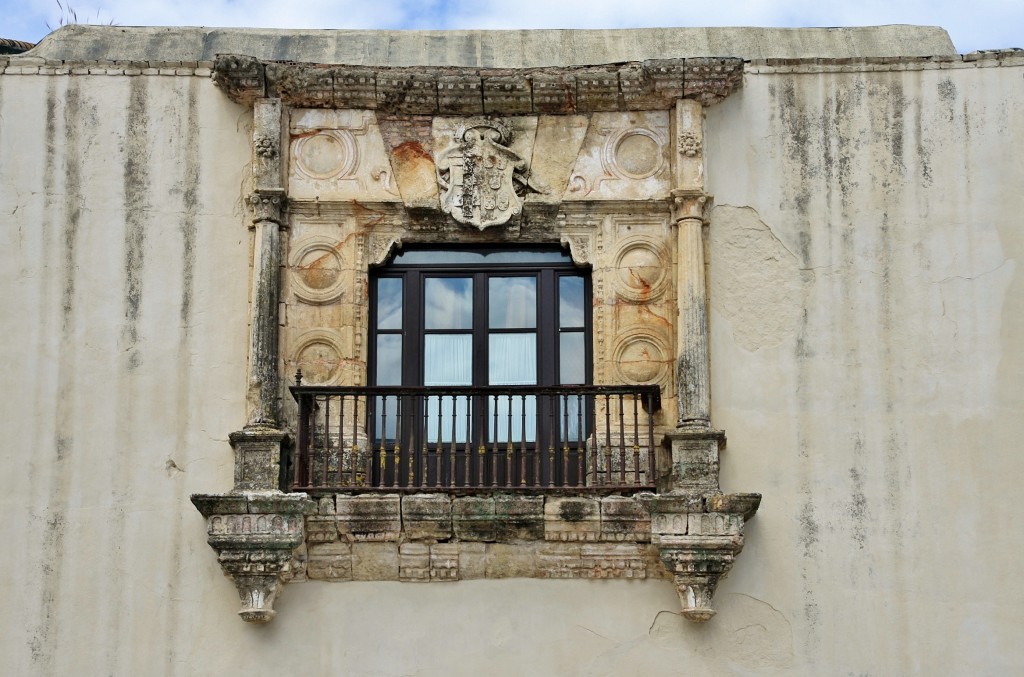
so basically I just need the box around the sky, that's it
[2,0,1022,54]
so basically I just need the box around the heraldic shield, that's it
[437,119,527,230]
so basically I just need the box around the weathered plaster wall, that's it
[705,60,1024,674]
[2,55,1022,676]
[0,71,252,675]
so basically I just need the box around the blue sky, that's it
[2,0,1022,53]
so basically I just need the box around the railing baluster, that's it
[519,394,527,487]
[618,393,626,486]
[289,385,660,492]
[632,394,641,486]
[561,394,569,487]
[489,395,498,487]
[576,394,585,488]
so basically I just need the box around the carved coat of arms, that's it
[437,118,527,230]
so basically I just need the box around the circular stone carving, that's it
[613,332,669,385]
[292,331,346,385]
[293,130,358,180]
[613,238,670,303]
[289,236,346,305]
[608,128,664,179]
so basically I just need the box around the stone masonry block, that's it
[486,543,541,578]
[402,493,452,541]
[337,494,401,541]
[687,512,742,536]
[600,496,651,542]
[544,496,601,542]
[494,495,544,541]
[351,542,399,581]
[539,542,583,578]
[456,543,488,580]
[430,543,460,581]
[306,542,352,580]
[581,543,647,579]
[453,496,497,541]
[399,542,431,581]
[305,515,339,543]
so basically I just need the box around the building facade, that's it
[2,24,1022,675]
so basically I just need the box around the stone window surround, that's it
[191,54,761,627]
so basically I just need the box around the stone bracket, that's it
[192,492,317,623]
[651,491,761,621]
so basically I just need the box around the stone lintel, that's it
[212,55,744,111]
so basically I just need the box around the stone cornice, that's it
[212,55,744,112]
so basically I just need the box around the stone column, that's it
[673,192,711,430]
[670,99,711,431]
[246,98,286,429]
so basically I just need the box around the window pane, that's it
[425,277,473,329]
[376,334,402,385]
[376,278,403,330]
[489,394,537,443]
[559,332,585,384]
[489,277,536,329]
[374,395,399,441]
[489,333,537,385]
[426,394,471,444]
[559,276,585,328]
[424,334,472,385]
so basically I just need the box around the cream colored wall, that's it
[1,60,1022,676]
[706,62,1024,674]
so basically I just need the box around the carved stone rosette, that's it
[191,493,316,623]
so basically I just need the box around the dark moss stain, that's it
[559,501,591,522]
[848,436,868,551]
[121,77,150,370]
[33,77,86,672]
[937,77,957,125]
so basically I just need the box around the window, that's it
[368,246,591,486]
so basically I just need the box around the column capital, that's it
[249,190,286,226]
[670,189,710,224]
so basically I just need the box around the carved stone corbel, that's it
[651,492,760,621]
[191,493,316,623]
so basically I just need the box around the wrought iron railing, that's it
[288,383,661,491]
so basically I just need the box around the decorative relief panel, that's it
[288,235,347,305]
[566,112,670,200]
[288,109,399,201]
[287,329,347,386]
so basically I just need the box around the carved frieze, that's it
[213,55,745,113]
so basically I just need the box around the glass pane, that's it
[425,277,473,329]
[559,332,585,384]
[374,395,399,441]
[391,248,573,265]
[559,276,585,328]
[376,335,402,385]
[377,278,403,330]
[489,394,537,443]
[561,393,584,442]
[426,394,470,444]
[424,334,472,386]
[489,277,536,329]
[489,333,537,385]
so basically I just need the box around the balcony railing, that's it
[288,384,662,492]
